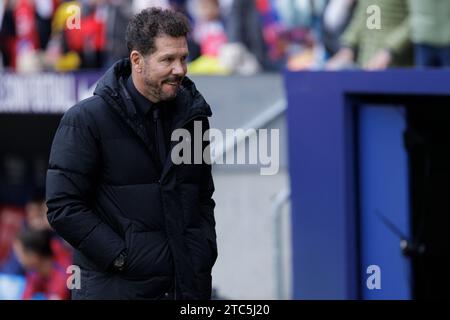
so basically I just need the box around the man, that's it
[14,229,70,300]
[45,8,217,300]
[326,0,412,70]
[409,0,450,67]
[1,190,72,276]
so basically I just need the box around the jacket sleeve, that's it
[199,118,217,261]
[383,15,411,58]
[46,104,126,271]
[340,1,365,49]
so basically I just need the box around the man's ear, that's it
[130,50,143,73]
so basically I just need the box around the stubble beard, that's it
[143,75,180,102]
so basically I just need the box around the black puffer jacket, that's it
[46,59,217,299]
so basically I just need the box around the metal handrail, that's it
[210,99,286,164]
[271,187,291,300]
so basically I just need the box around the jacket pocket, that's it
[123,223,174,279]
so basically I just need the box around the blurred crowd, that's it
[1,0,450,301]
[1,0,450,74]
[0,189,72,299]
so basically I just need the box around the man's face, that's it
[137,36,189,102]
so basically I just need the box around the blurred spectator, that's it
[189,0,268,75]
[226,0,265,70]
[76,0,108,69]
[0,0,16,69]
[193,0,227,57]
[44,0,82,71]
[0,206,25,274]
[24,190,72,269]
[0,0,3,34]
[275,0,326,31]
[47,0,109,70]
[170,0,188,13]
[326,0,412,70]
[13,229,70,299]
[14,0,41,72]
[322,0,356,56]
[0,190,72,276]
[103,0,132,68]
[409,0,450,67]
[188,0,231,75]
[35,0,54,50]
[133,0,169,14]
[275,0,328,70]
[169,0,202,61]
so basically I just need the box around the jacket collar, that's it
[125,74,155,117]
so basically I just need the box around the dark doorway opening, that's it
[406,99,450,299]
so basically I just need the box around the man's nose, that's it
[172,60,186,76]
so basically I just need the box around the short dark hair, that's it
[125,7,190,56]
[17,229,53,258]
